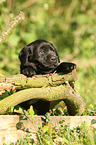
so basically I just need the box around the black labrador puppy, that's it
[19,39,76,115]
[19,39,60,76]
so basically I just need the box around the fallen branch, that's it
[0,81,83,115]
[0,70,84,115]
[0,69,77,92]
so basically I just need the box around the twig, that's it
[0,11,25,45]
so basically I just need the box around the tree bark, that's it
[0,70,84,115]
[0,69,77,91]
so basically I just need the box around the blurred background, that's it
[0,0,96,107]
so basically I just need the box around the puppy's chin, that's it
[36,62,58,73]
[47,63,58,68]
[42,62,59,69]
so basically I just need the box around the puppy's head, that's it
[28,40,60,73]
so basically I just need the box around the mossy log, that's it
[0,69,77,91]
[0,70,84,115]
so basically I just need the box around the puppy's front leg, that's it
[20,62,37,77]
[21,67,36,77]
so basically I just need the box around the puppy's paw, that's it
[21,67,36,77]
[55,62,77,74]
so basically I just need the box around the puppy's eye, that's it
[40,46,47,53]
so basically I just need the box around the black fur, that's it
[19,39,76,115]
[19,39,60,77]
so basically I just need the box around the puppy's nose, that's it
[51,56,56,62]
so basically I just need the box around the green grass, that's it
[3,115,95,145]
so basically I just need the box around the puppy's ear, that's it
[19,45,34,64]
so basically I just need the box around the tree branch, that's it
[0,70,84,115]
[0,11,25,45]
[0,69,77,92]
[0,82,83,115]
